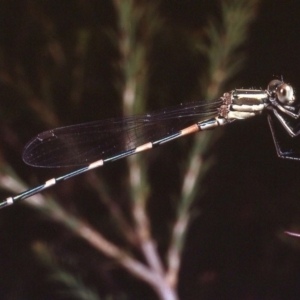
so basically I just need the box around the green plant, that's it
[0,1,259,299]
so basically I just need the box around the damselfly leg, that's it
[268,114,300,160]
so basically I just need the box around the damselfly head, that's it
[267,79,295,105]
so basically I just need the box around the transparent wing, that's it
[23,99,222,167]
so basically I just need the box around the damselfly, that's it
[1,79,299,209]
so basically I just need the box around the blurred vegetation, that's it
[1,0,300,299]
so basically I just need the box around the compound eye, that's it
[268,79,282,92]
[276,83,295,105]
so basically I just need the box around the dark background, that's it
[0,1,300,299]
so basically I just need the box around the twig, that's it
[113,1,178,299]
[165,0,260,288]
[0,171,178,299]
[85,171,138,246]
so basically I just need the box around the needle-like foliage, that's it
[0,1,260,299]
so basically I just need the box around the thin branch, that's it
[85,171,138,246]
[0,172,159,289]
[0,72,61,128]
[165,0,260,288]
[113,1,178,299]
[114,0,165,274]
